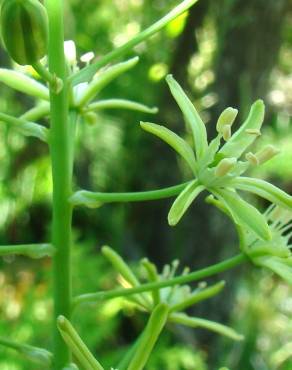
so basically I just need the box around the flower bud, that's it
[0,0,48,65]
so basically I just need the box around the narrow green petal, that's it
[57,316,104,370]
[213,188,271,241]
[232,177,292,211]
[0,69,49,100]
[87,99,158,114]
[77,57,139,106]
[128,303,169,370]
[102,246,140,287]
[219,100,265,159]
[0,337,53,366]
[199,135,221,169]
[102,246,151,309]
[170,281,225,312]
[170,313,244,341]
[168,180,204,226]
[255,256,292,285]
[140,121,197,174]
[166,75,208,159]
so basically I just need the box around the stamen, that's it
[215,157,237,177]
[245,129,261,136]
[216,107,238,133]
[245,152,259,165]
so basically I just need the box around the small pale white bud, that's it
[215,157,237,177]
[216,107,238,133]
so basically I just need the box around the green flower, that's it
[241,205,292,284]
[102,246,243,341]
[141,75,292,241]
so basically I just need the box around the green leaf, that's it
[0,68,49,100]
[219,100,265,159]
[140,121,197,174]
[57,316,104,370]
[214,188,271,241]
[76,57,139,107]
[69,0,200,85]
[232,177,292,211]
[87,99,158,114]
[166,74,208,159]
[128,303,169,370]
[170,313,244,341]
[168,180,204,226]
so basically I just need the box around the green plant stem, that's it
[70,182,190,207]
[70,0,199,85]
[73,253,247,307]
[32,61,55,85]
[46,0,73,368]
[0,243,54,258]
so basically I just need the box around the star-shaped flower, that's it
[241,205,292,284]
[141,75,292,241]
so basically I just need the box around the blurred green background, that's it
[0,0,292,369]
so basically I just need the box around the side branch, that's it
[70,182,190,207]
[73,253,248,307]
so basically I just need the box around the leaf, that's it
[214,188,271,241]
[170,313,244,341]
[168,180,204,226]
[166,74,208,159]
[128,303,169,370]
[0,68,49,100]
[219,100,265,159]
[140,121,197,174]
[87,99,158,114]
[76,57,139,106]
[69,0,200,85]
[232,177,292,211]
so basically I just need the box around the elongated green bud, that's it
[0,0,48,65]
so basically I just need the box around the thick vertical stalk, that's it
[46,0,72,368]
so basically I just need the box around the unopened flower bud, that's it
[0,0,48,65]
[83,112,98,125]
[215,157,237,177]
[216,107,238,133]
